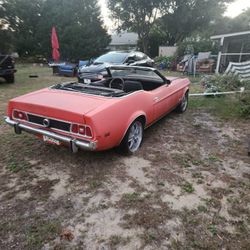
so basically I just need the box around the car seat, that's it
[123,80,143,93]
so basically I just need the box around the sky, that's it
[225,0,250,17]
[98,0,250,32]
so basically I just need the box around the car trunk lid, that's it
[8,88,110,123]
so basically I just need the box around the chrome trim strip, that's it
[4,116,97,152]
[13,109,72,124]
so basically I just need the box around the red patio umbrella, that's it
[51,26,60,62]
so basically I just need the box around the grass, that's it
[6,151,32,172]
[123,192,141,203]
[207,224,217,236]
[182,182,195,193]
[189,94,249,119]
[25,219,61,249]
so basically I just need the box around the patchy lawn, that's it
[0,64,249,249]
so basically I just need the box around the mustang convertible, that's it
[4,66,190,154]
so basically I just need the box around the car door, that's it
[151,82,181,120]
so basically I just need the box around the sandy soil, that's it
[0,110,249,250]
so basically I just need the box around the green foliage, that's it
[211,8,250,35]
[154,56,176,69]
[208,224,217,236]
[156,0,232,46]
[123,192,141,203]
[182,182,195,193]
[26,220,61,249]
[239,92,250,117]
[189,93,250,119]
[148,27,170,57]
[0,0,110,60]
[176,38,218,57]
[108,0,169,53]
[109,0,231,54]
[200,74,249,92]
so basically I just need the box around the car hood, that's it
[7,88,112,123]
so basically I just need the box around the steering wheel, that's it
[109,77,124,90]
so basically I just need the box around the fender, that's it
[117,110,147,146]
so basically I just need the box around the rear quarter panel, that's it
[85,91,154,150]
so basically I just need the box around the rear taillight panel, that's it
[71,123,93,138]
[12,110,28,121]
[12,109,93,139]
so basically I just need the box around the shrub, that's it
[239,92,250,118]
[200,74,250,92]
[154,56,176,70]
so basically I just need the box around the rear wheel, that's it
[5,74,15,83]
[176,92,188,113]
[118,120,143,154]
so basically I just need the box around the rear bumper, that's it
[4,116,97,153]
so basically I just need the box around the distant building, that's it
[211,30,250,73]
[108,32,138,51]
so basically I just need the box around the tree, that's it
[0,0,110,60]
[108,0,169,54]
[1,0,44,56]
[158,0,233,46]
[37,0,111,60]
[226,8,250,33]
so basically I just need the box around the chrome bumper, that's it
[4,116,97,153]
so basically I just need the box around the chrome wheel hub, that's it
[128,121,143,152]
[181,95,188,111]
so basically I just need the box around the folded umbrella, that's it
[51,26,60,62]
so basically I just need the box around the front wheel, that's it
[5,74,15,83]
[118,120,144,154]
[176,92,188,113]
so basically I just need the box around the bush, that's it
[154,56,176,70]
[177,39,218,58]
[200,74,250,92]
[240,92,250,118]
[199,74,250,118]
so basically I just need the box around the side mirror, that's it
[127,59,135,64]
[126,56,136,64]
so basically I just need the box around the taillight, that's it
[71,123,93,138]
[78,126,85,135]
[13,110,28,121]
[85,127,92,137]
[71,124,79,133]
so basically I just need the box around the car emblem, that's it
[43,118,50,127]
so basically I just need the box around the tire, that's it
[118,119,144,154]
[5,74,15,83]
[176,91,188,113]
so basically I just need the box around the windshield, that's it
[94,52,128,64]
[110,67,164,82]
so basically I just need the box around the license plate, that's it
[84,78,91,84]
[43,135,61,145]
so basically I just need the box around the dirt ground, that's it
[0,65,249,249]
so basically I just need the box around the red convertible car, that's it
[4,66,190,154]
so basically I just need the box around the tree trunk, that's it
[141,36,149,54]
